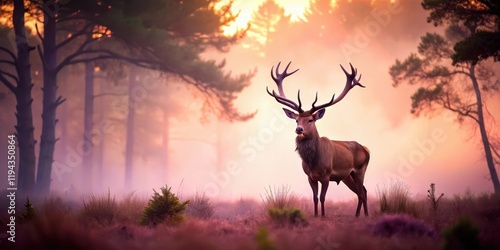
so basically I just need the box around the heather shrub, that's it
[442,218,484,250]
[268,207,307,226]
[186,193,214,219]
[140,185,188,226]
[80,189,117,226]
[370,214,436,238]
[377,181,419,216]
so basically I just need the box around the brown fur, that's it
[288,111,370,217]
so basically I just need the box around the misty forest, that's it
[0,0,499,249]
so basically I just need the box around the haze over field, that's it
[0,0,498,201]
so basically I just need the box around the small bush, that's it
[268,207,307,226]
[186,193,214,219]
[377,181,419,216]
[140,185,188,226]
[20,196,36,223]
[370,214,436,238]
[255,226,276,250]
[80,189,117,226]
[261,185,298,210]
[442,218,484,250]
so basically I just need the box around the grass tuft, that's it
[186,192,214,219]
[260,185,306,226]
[80,189,117,226]
[260,185,298,210]
[116,191,147,224]
[377,181,419,216]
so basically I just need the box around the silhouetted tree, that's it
[390,24,500,194]
[1,0,256,194]
[0,0,37,194]
[422,0,500,64]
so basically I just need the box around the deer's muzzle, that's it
[295,126,303,134]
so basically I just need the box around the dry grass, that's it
[260,185,300,210]
[116,191,147,224]
[376,181,420,217]
[186,192,214,219]
[79,189,118,226]
[9,188,500,250]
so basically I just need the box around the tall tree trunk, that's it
[470,64,500,194]
[59,70,68,154]
[96,82,105,191]
[13,0,36,195]
[124,66,137,189]
[83,61,94,187]
[37,7,61,195]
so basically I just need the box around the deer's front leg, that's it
[319,179,330,217]
[308,177,319,217]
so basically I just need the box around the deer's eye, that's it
[295,120,298,123]
[308,119,314,123]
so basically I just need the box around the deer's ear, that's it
[313,109,326,120]
[283,108,297,119]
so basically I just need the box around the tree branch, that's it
[54,95,66,107]
[443,93,479,123]
[490,143,500,160]
[55,36,95,73]
[57,49,170,72]
[0,46,17,62]
[35,23,44,41]
[0,73,16,93]
[37,45,46,67]
[0,59,16,66]
[56,23,94,50]
[0,69,19,83]
[93,92,127,99]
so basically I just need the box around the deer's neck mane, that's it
[295,134,320,169]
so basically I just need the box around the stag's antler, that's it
[309,63,364,114]
[266,61,304,113]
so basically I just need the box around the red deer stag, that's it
[266,62,370,217]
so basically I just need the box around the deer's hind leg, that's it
[351,169,368,217]
[342,174,364,217]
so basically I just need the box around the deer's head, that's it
[266,62,364,141]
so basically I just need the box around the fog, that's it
[1,0,499,202]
